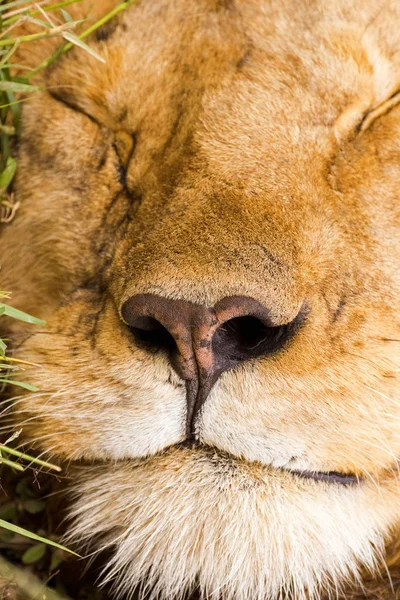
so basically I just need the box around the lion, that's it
[2,0,400,598]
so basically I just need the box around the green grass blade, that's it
[1,445,62,472]
[0,95,32,109]
[0,41,19,70]
[0,25,76,47]
[28,0,138,77]
[0,457,24,471]
[0,379,39,392]
[0,520,80,556]
[0,555,73,600]
[0,304,46,325]
[0,80,40,92]
[0,1,34,13]
[62,31,105,62]
[0,155,16,189]
[2,0,84,27]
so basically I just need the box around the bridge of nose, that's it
[116,179,302,315]
[117,246,300,327]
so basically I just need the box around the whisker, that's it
[364,385,400,409]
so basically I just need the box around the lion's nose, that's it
[122,293,302,437]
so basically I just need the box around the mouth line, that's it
[182,441,361,486]
[74,440,362,487]
[288,469,361,486]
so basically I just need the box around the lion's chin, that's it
[66,446,400,600]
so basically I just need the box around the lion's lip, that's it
[289,469,361,486]
[183,441,361,486]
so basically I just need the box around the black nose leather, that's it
[121,294,303,437]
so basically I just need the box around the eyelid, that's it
[48,89,100,127]
[48,89,135,188]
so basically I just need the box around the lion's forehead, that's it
[43,0,400,201]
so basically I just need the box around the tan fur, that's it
[2,0,400,597]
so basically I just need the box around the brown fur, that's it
[2,0,400,597]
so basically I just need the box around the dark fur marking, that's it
[160,105,184,157]
[21,136,55,170]
[112,135,137,200]
[95,21,118,42]
[250,244,285,269]
[236,49,251,70]
[213,0,235,10]
[127,185,143,208]
[354,111,369,134]
[117,161,128,188]
[71,185,86,195]
[96,147,109,171]
[321,291,347,324]
[75,293,108,351]
[90,306,105,349]
[99,189,125,229]
[332,298,346,323]
[86,192,132,289]
[118,107,128,123]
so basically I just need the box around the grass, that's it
[0,1,135,597]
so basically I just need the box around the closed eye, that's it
[48,88,100,127]
[48,88,135,195]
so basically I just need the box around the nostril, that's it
[122,293,307,437]
[130,316,165,331]
[213,316,293,364]
[128,318,177,354]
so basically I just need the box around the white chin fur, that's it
[66,447,400,600]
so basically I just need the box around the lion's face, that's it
[3,0,400,597]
